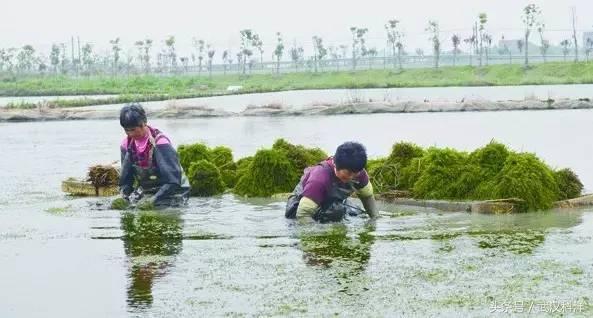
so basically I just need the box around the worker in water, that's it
[118,103,190,209]
[285,141,379,222]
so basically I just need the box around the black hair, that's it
[119,103,147,129]
[334,142,367,172]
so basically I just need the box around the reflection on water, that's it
[298,222,375,270]
[377,206,584,255]
[295,220,376,296]
[120,211,183,309]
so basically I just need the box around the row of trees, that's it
[1,4,592,77]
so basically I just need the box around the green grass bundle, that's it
[372,142,425,192]
[234,149,297,197]
[272,138,327,179]
[491,153,559,211]
[177,143,211,173]
[87,165,119,187]
[554,168,583,200]
[412,147,472,200]
[187,160,225,197]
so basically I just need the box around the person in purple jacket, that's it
[285,142,378,222]
[118,103,190,208]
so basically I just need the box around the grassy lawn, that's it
[2,62,593,108]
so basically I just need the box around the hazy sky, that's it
[2,0,592,55]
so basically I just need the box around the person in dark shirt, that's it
[285,142,378,222]
[118,103,190,208]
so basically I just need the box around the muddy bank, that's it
[0,105,231,122]
[1,98,592,122]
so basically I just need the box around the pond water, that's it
[1,109,592,317]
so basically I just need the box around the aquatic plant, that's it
[369,142,424,193]
[177,143,238,189]
[235,156,254,181]
[272,138,327,180]
[177,143,211,173]
[87,165,119,187]
[234,149,297,197]
[136,197,156,211]
[111,197,130,210]
[387,142,425,167]
[210,146,238,188]
[412,147,471,200]
[209,146,234,168]
[554,168,583,200]
[468,141,509,178]
[491,152,558,210]
[298,224,374,269]
[471,229,545,254]
[187,160,225,197]
[121,211,183,256]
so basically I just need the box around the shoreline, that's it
[1,97,592,122]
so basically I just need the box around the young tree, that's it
[415,48,424,63]
[350,26,368,70]
[385,19,404,70]
[312,36,327,72]
[561,39,572,62]
[207,46,215,79]
[180,57,189,72]
[571,7,579,62]
[142,39,152,73]
[426,20,441,69]
[252,33,264,67]
[451,34,460,66]
[499,35,512,64]
[48,44,61,74]
[483,34,492,65]
[339,45,348,61]
[0,49,9,72]
[1,48,16,73]
[517,39,524,56]
[109,38,121,75]
[16,45,36,73]
[328,46,340,71]
[522,4,541,67]
[165,36,177,72]
[239,29,255,75]
[37,56,48,74]
[60,43,69,74]
[227,55,234,74]
[366,48,378,69]
[156,51,164,73]
[273,32,284,75]
[81,43,95,75]
[222,50,229,75]
[537,24,549,63]
[464,34,477,66]
[124,50,134,75]
[478,13,488,66]
[290,45,303,72]
[191,38,204,75]
[110,38,121,75]
[586,38,593,62]
[235,51,242,74]
[134,40,144,70]
[0,49,6,72]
